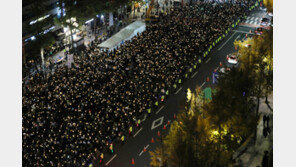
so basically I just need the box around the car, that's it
[255,27,263,35]
[260,17,270,27]
[226,54,239,68]
[219,67,231,74]
[245,44,251,48]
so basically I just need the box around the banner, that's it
[67,54,74,68]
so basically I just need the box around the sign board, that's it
[212,71,219,84]
[203,87,212,101]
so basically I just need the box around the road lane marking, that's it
[235,35,241,41]
[151,116,164,130]
[255,17,259,21]
[156,106,164,114]
[175,87,182,94]
[133,128,143,138]
[250,21,254,25]
[218,32,236,50]
[251,17,255,20]
[231,30,253,34]
[139,145,150,156]
[106,154,117,165]
[215,66,219,71]
[201,82,206,88]
[255,21,260,25]
[206,58,211,63]
[245,20,250,24]
[142,114,147,122]
[191,71,198,78]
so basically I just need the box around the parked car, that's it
[260,17,271,27]
[226,53,239,68]
[255,27,263,35]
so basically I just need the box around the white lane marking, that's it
[231,30,253,34]
[215,66,220,71]
[133,127,143,138]
[151,116,164,130]
[235,35,241,41]
[106,154,117,165]
[142,114,147,122]
[139,144,150,156]
[218,32,236,50]
[250,21,254,25]
[201,82,206,88]
[256,21,260,25]
[175,87,182,94]
[247,16,251,20]
[191,71,198,78]
[255,17,259,21]
[206,58,211,63]
[245,20,250,24]
[251,17,255,20]
[156,106,164,114]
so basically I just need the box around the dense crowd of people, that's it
[23,2,254,167]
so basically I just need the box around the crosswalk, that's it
[242,16,262,26]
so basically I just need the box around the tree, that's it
[234,27,273,142]
[149,147,168,167]
[263,0,273,13]
[150,75,258,166]
[151,85,245,166]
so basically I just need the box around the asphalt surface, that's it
[102,8,268,167]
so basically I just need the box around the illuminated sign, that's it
[29,14,50,25]
[85,18,94,24]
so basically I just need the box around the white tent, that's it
[98,21,146,51]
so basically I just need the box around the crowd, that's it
[23,2,254,167]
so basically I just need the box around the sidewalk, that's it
[234,94,273,167]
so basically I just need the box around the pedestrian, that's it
[266,115,270,128]
[262,151,269,167]
[263,115,267,127]
[263,127,268,138]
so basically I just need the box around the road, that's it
[102,8,268,167]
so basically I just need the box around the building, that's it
[22,0,64,43]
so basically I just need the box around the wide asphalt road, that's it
[102,8,268,167]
